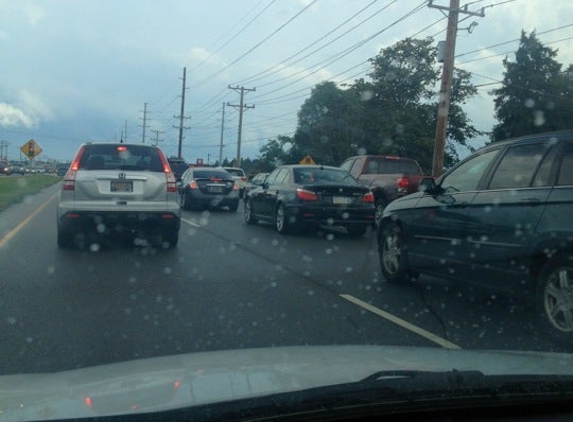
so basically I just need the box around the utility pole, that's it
[122,120,128,143]
[429,0,484,177]
[174,67,191,159]
[139,102,150,144]
[150,129,164,146]
[227,85,255,168]
[219,103,226,164]
[0,140,9,160]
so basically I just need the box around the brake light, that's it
[362,192,374,203]
[233,182,239,190]
[210,177,222,182]
[189,181,198,190]
[241,176,247,181]
[63,145,86,191]
[156,149,178,192]
[62,176,76,191]
[117,146,127,152]
[397,177,409,190]
[297,189,318,201]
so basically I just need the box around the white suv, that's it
[57,142,181,248]
[222,167,247,198]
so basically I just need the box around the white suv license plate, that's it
[111,180,133,192]
[333,196,353,205]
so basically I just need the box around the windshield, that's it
[193,169,231,179]
[364,158,422,175]
[294,167,359,185]
[2,1,573,421]
[78,144,164,171]
[224,168,245,177]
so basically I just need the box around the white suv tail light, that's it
[62,145,86,191]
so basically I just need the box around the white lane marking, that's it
[340,294,462,350]
[181,217,201,228]
[0,192,59,249]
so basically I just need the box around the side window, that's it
[533,145,558,187]
[440,149,499,193]
[265,169,281,185]
[557,143,573,186]
[274,168,290,185]
[488,143,547,190]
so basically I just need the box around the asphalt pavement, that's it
[0,184,569,375]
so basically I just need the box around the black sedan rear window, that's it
[294,168,359,186]
[194,170,231,179]
[224,168,245,177]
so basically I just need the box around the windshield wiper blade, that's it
[360,370,573,397]
[134,371,573,422]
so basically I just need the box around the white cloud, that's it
[0,103,37,128]
[0,89,54,129]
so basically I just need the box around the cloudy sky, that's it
[0,0,572,164]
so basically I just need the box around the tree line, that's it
[234,31,573,176]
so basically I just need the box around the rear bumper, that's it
[188,191,240,207]
[285,204,375,226]
[57,210,181,233]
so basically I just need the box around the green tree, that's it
[290,38,480,171]
[257,135,296,171]
[491,31,573,141]
[294,81,360,165]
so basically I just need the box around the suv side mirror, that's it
[418,177,437,194]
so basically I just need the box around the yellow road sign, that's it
[299,154,316,165]
[21,139,42,160]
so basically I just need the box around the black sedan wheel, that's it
[228,200,239,213]
[244,199,258,224]
[275,204,291,234]
[181,191,191,210]
[374,198,387,227]
[536,254,573,338]
[379,222,412,283]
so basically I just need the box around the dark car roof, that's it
[277,164,343,171]
[478,130,573,152]
[343,155,419,162]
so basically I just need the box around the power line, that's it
[249,1,427,101]
[187,0,277,76]
[194,0,319,87]
[235,0,391,86]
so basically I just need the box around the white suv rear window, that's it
[79,144,163,172]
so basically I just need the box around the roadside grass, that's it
[0,175,61,211]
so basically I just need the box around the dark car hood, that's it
[2,345,573,421]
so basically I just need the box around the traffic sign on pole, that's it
[21,139,42,160]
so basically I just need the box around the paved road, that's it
[0,184,569,374]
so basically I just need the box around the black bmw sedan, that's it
[179,167,240,212]
[244,165,375,236]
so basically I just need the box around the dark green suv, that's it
[378,130,573,340]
